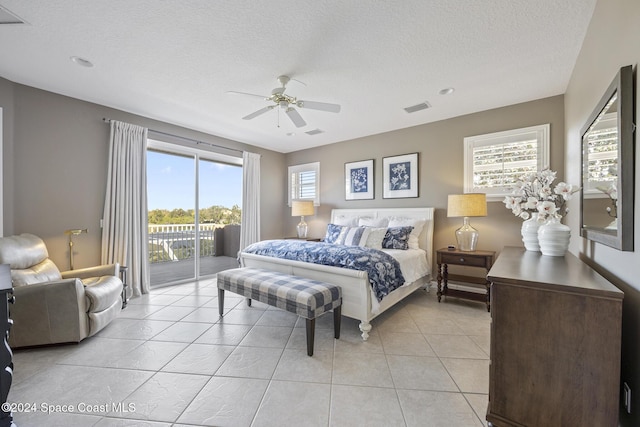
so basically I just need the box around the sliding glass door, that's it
[198,158,242,277]
[147,140,242,287]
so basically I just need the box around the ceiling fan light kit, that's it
[232,75,341,130]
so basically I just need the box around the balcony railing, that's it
[148,223,221,264]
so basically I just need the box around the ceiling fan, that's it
[228,75,341,128]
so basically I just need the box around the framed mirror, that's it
[580,65,634,251]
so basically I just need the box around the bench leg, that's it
[306,318,315,357]
[218,289,224,317]
[246,298,252,307]
[333,306,341,339]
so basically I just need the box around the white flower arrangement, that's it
[503,169,580,222]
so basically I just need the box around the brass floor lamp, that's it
[65,229,87,270]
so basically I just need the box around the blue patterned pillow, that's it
[382,226,414,250]
[324,224,345,244]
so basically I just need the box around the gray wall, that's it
[3,80,564,275]
[564,0,640,424]
[1,79,287,271]
[286,95,565,269]
[0,78,15,236]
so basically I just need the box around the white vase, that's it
[538,218,570,256]
[521,213,541,251]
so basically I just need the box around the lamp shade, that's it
[447,194,487,217]
[291,200,315,216]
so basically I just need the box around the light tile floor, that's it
[9,278,490,427]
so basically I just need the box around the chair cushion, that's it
[11,259,63,287]
[0,233,51,269]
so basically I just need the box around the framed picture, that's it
[345,159,374,200]
[383,153,419,198]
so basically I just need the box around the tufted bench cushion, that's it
[217,267,342,356]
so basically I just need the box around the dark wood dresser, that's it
[486,246,623,427]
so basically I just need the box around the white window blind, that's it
[584,112,617,195]
[288,162,320,206]
[464,124,550,200]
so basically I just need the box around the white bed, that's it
[239,207,434,340]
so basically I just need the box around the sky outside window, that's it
[147,150,242,210]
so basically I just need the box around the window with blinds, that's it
[288,162,320,206]
[464,124,550,200]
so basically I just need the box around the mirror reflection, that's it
[580,64,633,251]
[582,92,618,233]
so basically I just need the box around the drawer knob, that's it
[460,258,465,262]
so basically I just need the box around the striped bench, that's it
[217,267,342,356]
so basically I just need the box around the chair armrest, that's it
[83,276,123,312]
[61,263,120,280]
[9,279,89,348]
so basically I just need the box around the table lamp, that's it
[447,194,487,251]
[291,200,315,238]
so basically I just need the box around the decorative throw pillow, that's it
[388,217,426,249]
[364,227,387,250]
[333,215,358,227]
[382,226,414,250]
[336,226,371,247]
[324,224,345,244]
[358,217,389,228]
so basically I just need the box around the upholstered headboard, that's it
[330,207,435,256]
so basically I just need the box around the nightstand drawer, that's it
[439,253,487,267]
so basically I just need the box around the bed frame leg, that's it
[359,321,371,341]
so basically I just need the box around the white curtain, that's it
[101,120,150,296]
[239,151,261,252]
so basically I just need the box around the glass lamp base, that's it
[297,217,308,239]
[455,217,479,251]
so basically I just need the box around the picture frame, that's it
[345,159,374,200]
[383,153,419,198]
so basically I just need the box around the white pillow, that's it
[333,215,358,227]
[336,226,371,247]
[388,217,426,249]
[364,227,387,249]
[358,217,389,228]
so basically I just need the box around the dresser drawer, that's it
[439,253,487,267]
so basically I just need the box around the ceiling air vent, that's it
[404,101,432,113]
[0,5,27,24]
[305,129,324,136]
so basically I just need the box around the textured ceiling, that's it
[0,0,596,153]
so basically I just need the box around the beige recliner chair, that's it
[0,233,123,348]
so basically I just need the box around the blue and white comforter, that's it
[241,240,406,301]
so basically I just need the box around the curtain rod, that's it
[102,117,244,155]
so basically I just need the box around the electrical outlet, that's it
[624,382,631,413]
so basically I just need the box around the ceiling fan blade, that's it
[297,100,341,113]
[242,105,274,120]
[227,90,269,99]
[286,107,306,128]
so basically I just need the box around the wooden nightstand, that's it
[436,248,495,312]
